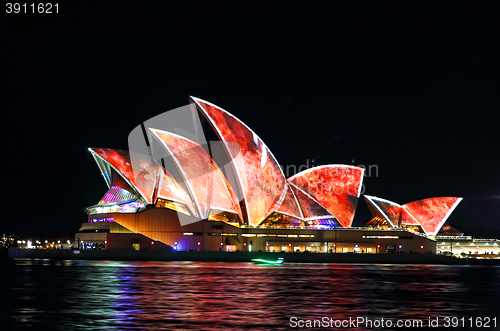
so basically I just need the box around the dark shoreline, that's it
[7,248,500,265]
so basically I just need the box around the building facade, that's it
[77,97,462,255]
[79,207,436,254]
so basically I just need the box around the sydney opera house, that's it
[77,97,465,254]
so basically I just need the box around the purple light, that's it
[89,217,114,223]
[305,218,338,229]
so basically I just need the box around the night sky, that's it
[3,1,499,238]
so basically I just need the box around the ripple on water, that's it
[0,260,499,330]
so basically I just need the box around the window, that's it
[226,245,237,252]
[156,199,190,216]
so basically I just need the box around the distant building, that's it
[364,195,500,258]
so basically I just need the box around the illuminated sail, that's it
[150,129,243,222]
[402,197,462,236]
[364,195,402,227]
[288,165,364,227]
[192,97,287,227]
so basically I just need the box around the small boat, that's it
[251,257,284,264]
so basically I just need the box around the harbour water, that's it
[0,258,499,330]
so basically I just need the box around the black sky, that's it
[2,1,499,238]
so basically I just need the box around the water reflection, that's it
[1,259,499,330]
